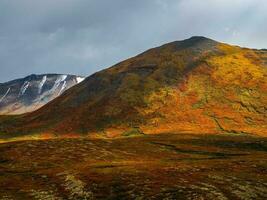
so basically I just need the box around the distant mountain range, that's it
[0,74,85,114]
[0,36,266,138]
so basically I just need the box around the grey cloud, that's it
[0,0,266,82]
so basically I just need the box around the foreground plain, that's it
[0,133,267,200]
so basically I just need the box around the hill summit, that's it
[1,37,266,138]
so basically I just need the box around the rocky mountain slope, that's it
[0,74,85,114]
[0,36,266,137]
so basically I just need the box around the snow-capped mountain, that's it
[0,74,85,114]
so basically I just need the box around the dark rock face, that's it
[0,74,85,114]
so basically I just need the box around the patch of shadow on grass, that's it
[93,165,125,169]
[180,139,267,153]
[150,142,248,159]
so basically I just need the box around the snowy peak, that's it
[0,74,85,114]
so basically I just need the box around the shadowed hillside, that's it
[0,36,266,138]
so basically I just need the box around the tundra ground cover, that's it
[0,133,266,199]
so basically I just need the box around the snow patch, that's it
[38,75,47,94]
[19,81,30,96]
[76,77,85,83]
[0,88,10,103]
[58,81,67,95]
[51,75,68,93]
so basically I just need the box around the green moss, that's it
[192,99,205,109]
[122,128,144,137]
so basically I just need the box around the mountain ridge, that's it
[0,73,84,85]
[0,73,85,115]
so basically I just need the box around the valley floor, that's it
[0,134,267,200]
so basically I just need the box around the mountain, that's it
[0,74,85,114]
[0,36,266,138]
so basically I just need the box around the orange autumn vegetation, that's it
[0,36,266,138]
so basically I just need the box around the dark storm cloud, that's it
[0,0,266,82]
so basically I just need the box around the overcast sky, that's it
[0,0,266,82]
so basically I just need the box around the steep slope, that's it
[0,37,266,137]
[0,74,85,114]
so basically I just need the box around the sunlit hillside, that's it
[0,37,266,140]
